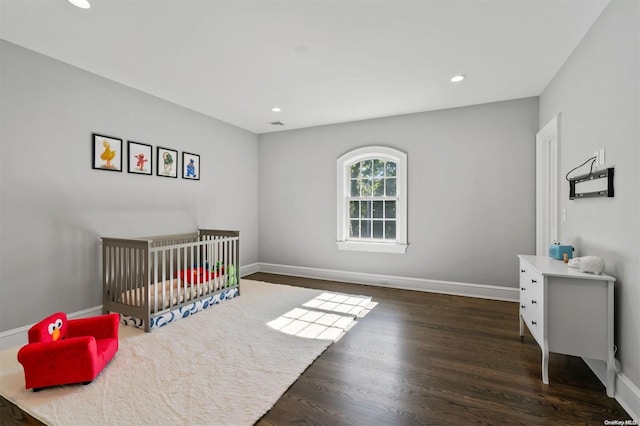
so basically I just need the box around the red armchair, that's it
[17,312,119,391]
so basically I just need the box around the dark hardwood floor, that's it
[249,273,630,426]
[1,273,631,425]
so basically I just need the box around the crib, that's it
[102,229,240,331]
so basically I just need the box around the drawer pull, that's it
[521,269,526,273]
[521,305,526,309]
[521,287,526,291]
[531,320,537,326]
[531,279,537,283]
[531,300,537,304]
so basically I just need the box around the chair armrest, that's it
[18,336,97,365]
[67,313,119,340]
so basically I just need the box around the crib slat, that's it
[118,247,124,305]
[167,248,172,311]
[152,250,157,314]
[186,245,191,304]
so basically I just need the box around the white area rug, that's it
[0,280,371,426]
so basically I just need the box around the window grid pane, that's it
[360,178,372,197]
[385,161,397,177]
[373,178,384,196]
[360,220,371,239]
[385,200,396,219]
[374,159,385,178]
[350,220,360,238]
[373,220,383,239]
[349,201,359,218]
[360,201,371,218]
[350,179,359,197]
[372,201,384,218]
[350,162,360,179]
[361,160,372,178]
[386,178,396,196]
[385,221,396,239]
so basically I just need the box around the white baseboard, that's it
[0,305,103,351]
[583,358,640,422]
[255,262,519,302]
[240,262,260,277]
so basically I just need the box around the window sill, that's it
[336,241,408,254]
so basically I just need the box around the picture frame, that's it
[92,133,123,172]
[182,152,200,180]
[157,147,178,178]
[127,141,153,175]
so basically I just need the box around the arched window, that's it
[336,146,407,253]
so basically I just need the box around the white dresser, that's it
[517,255,616,397]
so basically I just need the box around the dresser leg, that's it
[542,348,549,384]
[519,314,524,337]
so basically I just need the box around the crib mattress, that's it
[119,278,225,313]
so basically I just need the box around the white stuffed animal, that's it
[567,256,606,275]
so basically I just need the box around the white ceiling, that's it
[0,0,610,134]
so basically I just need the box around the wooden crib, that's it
[102,229,240,331]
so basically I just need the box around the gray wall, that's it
[539,0,639,388]
[258,97,539,288]
[0,40,259,331]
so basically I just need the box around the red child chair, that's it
[17,312,119,391]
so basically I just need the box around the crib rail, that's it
[102,229,240,331]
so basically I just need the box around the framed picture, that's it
[92,133,122,172]
[182,152,200,180]
[127,141,153,175]
[157,147,178,178]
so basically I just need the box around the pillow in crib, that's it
[177,268,219,284]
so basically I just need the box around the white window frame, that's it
[336,146,408,254]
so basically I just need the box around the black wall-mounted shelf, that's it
[569,167,614,199]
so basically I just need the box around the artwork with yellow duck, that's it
[92,133,122,171]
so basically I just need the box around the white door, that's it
[536,115,560,256]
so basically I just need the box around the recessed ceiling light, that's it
[271,107,282,112]
[68,0,91,9]
[450,74,466,83]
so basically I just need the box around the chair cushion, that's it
[96,338,118,366]
[28,312,68,343]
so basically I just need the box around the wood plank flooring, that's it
[249,273,630,426]
[1,273,631,425]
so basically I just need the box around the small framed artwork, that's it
[92,133,123,172]
[157,147,178,178]
[127,141,153,175]
[182,152,200,180]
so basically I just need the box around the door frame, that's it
[536,114,560,256]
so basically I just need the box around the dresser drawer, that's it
[519,262,543,296]
[521,292,543,341]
